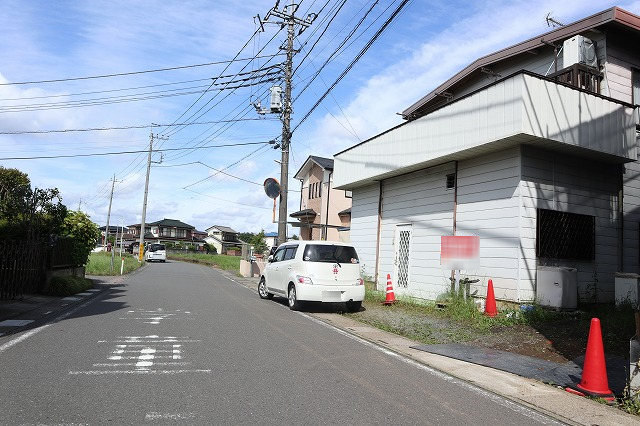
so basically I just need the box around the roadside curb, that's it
[215,267,638,426]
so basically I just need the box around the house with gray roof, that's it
[204,225,243,255]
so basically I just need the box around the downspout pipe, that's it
[374,181,383,288]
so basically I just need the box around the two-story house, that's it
[290,155,352,242]
[334,7,640,304]
[129,218,205,250]
[204,225,243,255]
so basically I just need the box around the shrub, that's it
[48,275,93,296]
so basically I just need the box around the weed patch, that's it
[86,252,141,275]
[47,275,93,296]
[168,253,241,271]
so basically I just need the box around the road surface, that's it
[0,260,562,424]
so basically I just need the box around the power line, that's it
[0,140,271,161]
[0,117,278,135]
[293,0,412,134]
[0,54,285,86]
[183,188,272,210]
[0,77,281,113]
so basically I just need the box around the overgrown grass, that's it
[48,275,93,296]
[168,253,241,271]
[85,252,142,275]
[353,283,636,352]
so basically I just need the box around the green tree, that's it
[250,230,268,255]
[60,211,100,266]
[0,167,66,240]
[238,232,255,244]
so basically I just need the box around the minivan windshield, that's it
[149,244,165,252]
[303,244,359,264]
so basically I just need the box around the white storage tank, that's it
[536,266,578,309]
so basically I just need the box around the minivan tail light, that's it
[296,275,313,285]
[356,278,364,286]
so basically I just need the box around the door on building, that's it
[394,224,412,288]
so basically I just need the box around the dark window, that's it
[149,244,165,252]
[345,190,352,198]
[308,184,312,199]
[283,246,297,260]
[303,244,359,263]
[536,209,594,260]
[319,181,322,198]
[273,248,286,262]
[446,173,456,189]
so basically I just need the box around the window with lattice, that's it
[536,209,594,260]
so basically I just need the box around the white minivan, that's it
[144,243,167,262]
[258,241,364,311]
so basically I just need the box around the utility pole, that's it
[258,1,316,245]
[138,129,166,261]
[104,174,117,246]
[105,174,120,272]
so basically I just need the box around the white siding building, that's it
[334,7,640,303]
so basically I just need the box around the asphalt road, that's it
[0,261,563,425]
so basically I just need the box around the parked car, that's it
[258,241,364,311]
[144,243,166,262]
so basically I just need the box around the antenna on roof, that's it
[545,12,565,28]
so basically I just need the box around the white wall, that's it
[350,183,379,280]
[456,147,523,301]
[377,163,455,299]
[520,145,620,302]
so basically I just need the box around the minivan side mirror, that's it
[268,255,274,263]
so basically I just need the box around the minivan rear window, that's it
[303,245,359,263]
[149,244,165,252]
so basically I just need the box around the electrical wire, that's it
[0,117,278,135]
[0,54,284,86]
[0,140,271,161]
[293,0,412,134]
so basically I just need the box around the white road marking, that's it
[94,362,189,367]
[44,311,52,315]
[76,292,93,296]
[0,319,34,327]
[68,369,211,375]
[85,289,101,292]
[61,296,80,301]
[145,412,195,421]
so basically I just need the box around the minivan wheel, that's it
[346,301,362,312]
[288,284,300,310]
[258,277,273,300]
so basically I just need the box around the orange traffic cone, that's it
[565,318,615,401]
[383,274,395,305]
[484,279,497,317]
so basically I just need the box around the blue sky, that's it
[0,0,638,234]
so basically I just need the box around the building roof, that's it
[206,225,238,234]
[402,6,640,120]
[130,219,195,229]
[338,207,351,216]
[100,225,128,232]
[293,155,334,180]
[290,208,317,218]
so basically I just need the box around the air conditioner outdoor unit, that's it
[536,266,578,310]
[615,273,640,308]
[562,35,598,69]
